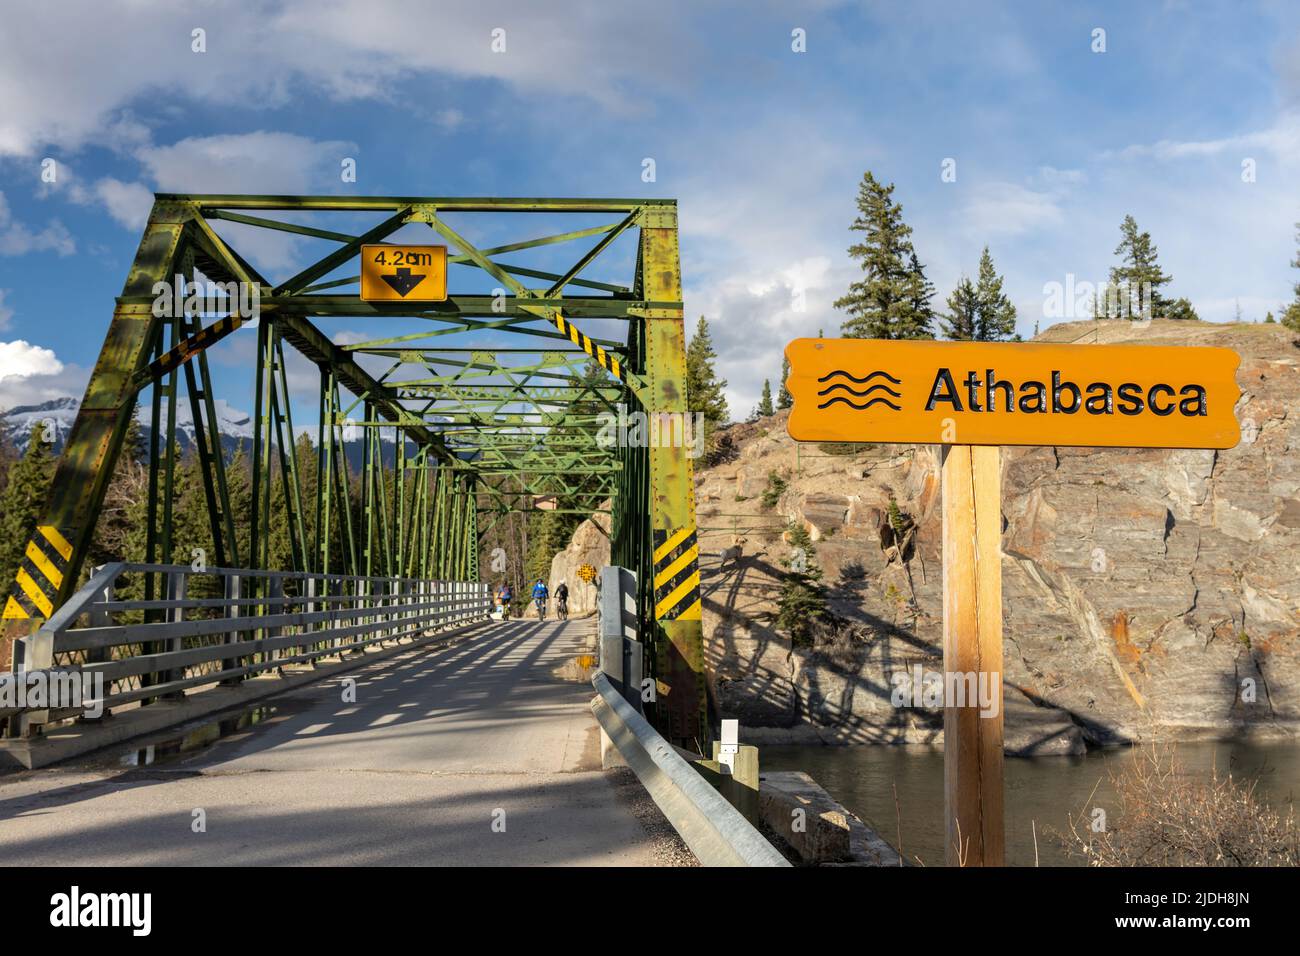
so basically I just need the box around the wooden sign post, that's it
[784,337,1240,866]
[940,443,1004,865]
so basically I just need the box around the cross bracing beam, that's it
[9,193,704,750]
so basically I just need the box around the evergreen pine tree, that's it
[1102,215,1172,320]
[834,171,934,339]
[776,523,826,647]
[757,379,774,417]
[777,356,793,410]
[526,510,574,590]
[685,317,729,426]
[88,408,148,572]
[0,423,56,587]
[973,246,1017,340]
[939,275,979,340]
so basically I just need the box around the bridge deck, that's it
[0,620,680,866]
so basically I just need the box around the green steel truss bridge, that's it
[3,195,708,747]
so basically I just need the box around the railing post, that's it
[597,566,639,769]
[267,576,284,672]
[305,576,318,665]
[10,624,53,737]
[598,566,639,705]
[222,572,243,684]
[81,568,115,720]
[160,569,187,699]
[403,579,413,638]
[356,578,367,654]
[386,579,397,641]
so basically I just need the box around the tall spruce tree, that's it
[834,171,934,339]
[776,523,826,646]
[0,423,56,587]
[777,356,793,409]
[1101,215,1173,320]
[940,275,979,340]
[685,317,729,427]
[757,380,774,417]
[974,246,1017,340]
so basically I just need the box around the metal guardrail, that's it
[591,565,789,867]
[4,562,490,735]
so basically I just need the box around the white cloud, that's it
[0,339,62,380]
[93,177,153,230]
[331,330,370,346]
[136,131,356,195]
[1103,111,1300,168]
[0,339,89,412]
[0,191,75,256]
[35,161,153,231]
[0,1,701,158]
[434,109,465,130]
[959,182,1065,240]
[131,131,359,273]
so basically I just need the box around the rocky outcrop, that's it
[541,512,610,617]
[697,320,1299,750]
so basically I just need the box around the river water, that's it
[762,741,1300,866]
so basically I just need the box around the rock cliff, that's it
[695,320,1298,753]
[537,512,609,618]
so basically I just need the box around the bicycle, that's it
[556,596,568,621]
[534,596,547,619]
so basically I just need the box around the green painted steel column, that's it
[3,201,187,619]
[637,204,707,748]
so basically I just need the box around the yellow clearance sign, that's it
[784,339,1241,449]
[359,244,448,302]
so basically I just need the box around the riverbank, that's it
[763,740,1300,866]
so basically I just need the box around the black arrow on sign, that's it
[381,267,427,297]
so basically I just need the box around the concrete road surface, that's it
[0,620,682,866]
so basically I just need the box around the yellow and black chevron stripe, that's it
[553,312,623,382]
[652,526,701,622]
[146,313,247,381]
[2,525,73,620]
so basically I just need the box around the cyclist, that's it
[531,578,549,619]
[499,583,513,620]
[555,581,569,620]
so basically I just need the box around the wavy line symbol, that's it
[815,369,902,410]
[818,382,901,399]
[817,395,901,411]
[817,369,901,386]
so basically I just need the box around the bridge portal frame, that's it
[5,195,707,747]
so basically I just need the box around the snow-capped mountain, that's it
[1,396,255,457]
[1,396,417,471]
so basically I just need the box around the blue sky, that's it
[1,0,1298,420]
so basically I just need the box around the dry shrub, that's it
[1060,743,1298,866]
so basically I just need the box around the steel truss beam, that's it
[9,194,704,748]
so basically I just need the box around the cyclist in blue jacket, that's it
[531,579,549,619]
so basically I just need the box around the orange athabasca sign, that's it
[784,338,1241,449]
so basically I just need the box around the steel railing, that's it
[591,565,788,867]
[3,562,490,736]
